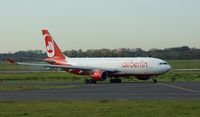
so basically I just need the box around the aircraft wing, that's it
[7,58,119,73]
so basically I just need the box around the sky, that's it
[0,0,200,53]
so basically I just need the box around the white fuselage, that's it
[67,57,171,76]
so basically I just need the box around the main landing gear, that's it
[110,77,122,83]
[85,79,96,84]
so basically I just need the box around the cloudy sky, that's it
[0,0,200,53]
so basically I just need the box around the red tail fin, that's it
[42,30,65,59]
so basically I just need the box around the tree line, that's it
[0,46,200,61]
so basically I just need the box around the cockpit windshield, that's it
[159,62,168,65]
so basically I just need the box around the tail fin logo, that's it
[45,35,55,58]
[47,41,53,53]
[42,29,66,59]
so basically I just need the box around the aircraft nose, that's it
[166,64,171,72]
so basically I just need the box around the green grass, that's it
[0,62,32,71]
[0,72,87,81]
[0,70,199,82]
[167,60,200,69]
[0,100,199,117]
[158,70,200,81]
[0,85,78,91]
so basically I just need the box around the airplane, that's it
[8,29,171,83]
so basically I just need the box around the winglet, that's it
[7,58,15,64]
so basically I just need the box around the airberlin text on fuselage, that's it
[122,60,148,68]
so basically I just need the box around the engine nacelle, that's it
[91,70,108,81]
[135,76,150,80]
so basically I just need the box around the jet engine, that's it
[91,70,108,81]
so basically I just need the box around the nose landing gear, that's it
[152,75,157,83]
[153,79,157,83]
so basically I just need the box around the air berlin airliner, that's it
[8,30,171,83]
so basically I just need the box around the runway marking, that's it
[158,83,200,93]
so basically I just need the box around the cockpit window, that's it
[159,62,168,65]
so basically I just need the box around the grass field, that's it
[167,60,200,69]
[0,72,87,81]
[0,70,199,82]
[0,62,32,71]
[0,100,199,117]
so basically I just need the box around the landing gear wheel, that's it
[85,79,90,84]
[116,79,122,83]
[91,79,97,84]
[85,79,96,84]
[153,79,157,83]
[110,79,114,83]
[152,75,157,83]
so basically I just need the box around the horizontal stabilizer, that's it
[7,58,15,64]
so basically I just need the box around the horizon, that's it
[0,0,200,53]
[1,45,198,54]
